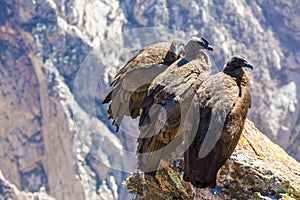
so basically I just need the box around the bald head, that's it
[223,56,253,85]
[184,36,213,58]
[225,56,253,70]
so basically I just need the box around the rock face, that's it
[0,170,55,200]
[124,120,300,199]
[0,0,299,200]
[0,0,129,199]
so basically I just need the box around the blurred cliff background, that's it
[0,0,299,199]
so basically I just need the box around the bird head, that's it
[190,36,214,52]
[184,37,213,57]
[226,56,253,70]
[170,39,186,57]
[184,36,213,58]
[223,56,253,85]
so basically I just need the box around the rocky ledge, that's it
[124,120,300,199]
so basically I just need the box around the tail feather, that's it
[103,90,113,104]
[183,140,221,189]
[112,116,123,132]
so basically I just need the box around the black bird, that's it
[137,37,213,174]
[183,56,253,188]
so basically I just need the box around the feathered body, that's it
[183,56,253,188]
[137,37,213,174]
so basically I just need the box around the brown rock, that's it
[124,120,300,199]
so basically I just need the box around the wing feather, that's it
[195,73,239,158]
[103,42,180,130]
[137,55,211,172]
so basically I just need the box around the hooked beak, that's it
[206,44,214,51]
[174,48,180,57]
[242,60,254,70]
[174,46,185,57]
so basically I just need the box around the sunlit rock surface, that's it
[0,0,299,199]
[124,120,300,199]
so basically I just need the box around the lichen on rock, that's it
[124,120,300,199]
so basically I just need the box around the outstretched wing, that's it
[103,42,179,130]
[110,42,172,87]
[109,63,170,129]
